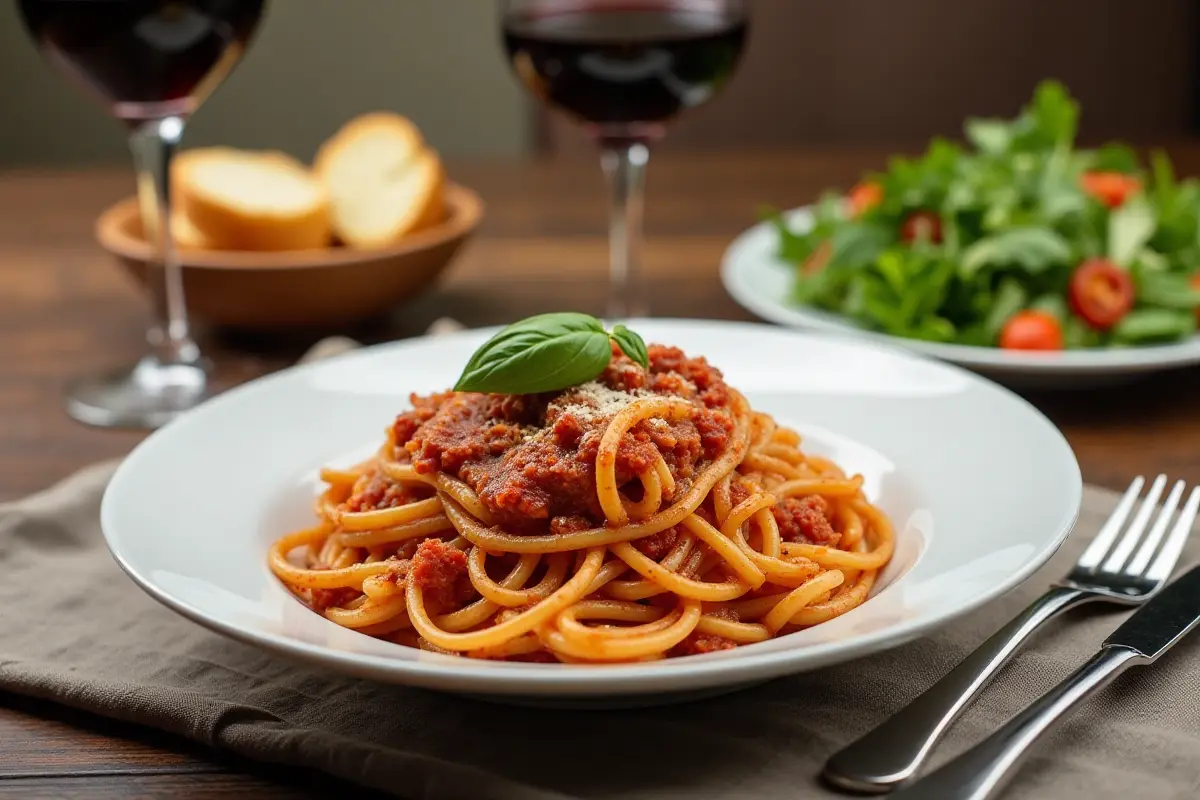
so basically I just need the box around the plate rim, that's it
[101,319,1083,696]
[721,206,1200,375]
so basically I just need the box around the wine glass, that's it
[501,0,748,318]
[18,0,267,428]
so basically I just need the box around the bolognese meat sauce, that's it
[394,344,742,534]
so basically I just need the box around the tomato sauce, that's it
[773,495,840,547]
[410,539,473,610]
[393,344,735,534]
[730,482,839,547]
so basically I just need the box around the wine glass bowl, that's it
[501,0,748,317]
[502,1,747,148]
[19,0,262,125]
[18,0,267,428]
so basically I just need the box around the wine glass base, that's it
[64,356,211,430]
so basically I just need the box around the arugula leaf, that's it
[1064,314,1104,349]
[1108,195,1156,266]
[1137,272,1200,310]
[1111,309,1197,344]
[1151,150,1176,203]
[1035,81,1080,145]
[1033,144,1089,227]
[1147,151,1200,257]
[960,227,1072,277]
[1029,293,1070,321]
[881,139,962,213]
[826,222,892,270]
[983,279,1027,339]
[1085,143,1141,173]
[1014,80,1079,151]
[769,213,814,265]
[965,118,1012,156]
[906,316,957,342]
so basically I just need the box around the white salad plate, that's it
[102,319,1081,705]
[722,207,1200,389]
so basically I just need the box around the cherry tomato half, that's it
[1068,259,1135,330]
[999,311,1064,351]
[847,181,883,217]
[1080,171,1142,209]
[900,211,943,244]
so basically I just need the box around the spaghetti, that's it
[269,343,894,663]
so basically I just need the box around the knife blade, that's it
[1103,562,1200,659]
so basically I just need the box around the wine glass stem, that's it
[601,143,649,319]
[130,116,199,367]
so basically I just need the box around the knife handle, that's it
[823,585,1091,792]
[889,646,1144,800]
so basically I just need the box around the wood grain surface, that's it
[3,150,1200,797]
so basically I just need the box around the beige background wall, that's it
[0,1,533,166]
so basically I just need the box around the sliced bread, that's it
[175,148,332,251]
[314,112,445,248]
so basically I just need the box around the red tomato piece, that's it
[999,311,1064,351]
[900,211,943,243]
[1068,259,1135,330]
[1080,171,1142,209]
[847,181,883,217]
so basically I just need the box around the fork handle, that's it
[823,585,1091,792]
[889,646,1143,800]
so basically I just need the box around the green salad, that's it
[769,81,1200,350]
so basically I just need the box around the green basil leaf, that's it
[610,324,649,369]
[454,313,612,393]
[458,312,604,377]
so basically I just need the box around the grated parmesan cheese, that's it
[555,381,648,422]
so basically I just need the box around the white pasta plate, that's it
[102,319,1081,705]
[722,207,1200,389]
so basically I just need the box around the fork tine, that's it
[1145,486,1200,583]
[1101,474,1167,572]
[1126,480,1185,576]
[1076,476,1144,570]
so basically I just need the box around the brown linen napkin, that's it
[1,340,1198,799]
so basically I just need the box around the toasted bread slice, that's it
[314,113,446,248]
[175,147,332,251]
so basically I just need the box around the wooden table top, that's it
[3,150,1200,797]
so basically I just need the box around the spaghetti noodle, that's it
[269,342,894,663]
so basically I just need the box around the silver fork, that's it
[823,475,1200,793]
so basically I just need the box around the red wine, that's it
[19,0,265,123]
[503,3,747,146]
